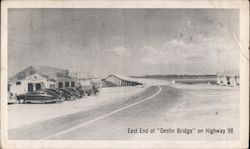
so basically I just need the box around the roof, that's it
[9,65,68,82]
[105,74,143,84]
[23,73,47,81]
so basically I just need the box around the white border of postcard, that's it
[1,0,249,148]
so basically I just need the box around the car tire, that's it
[19,99,25,104]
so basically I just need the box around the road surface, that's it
[9,85,238,140]
[9,85,181,140]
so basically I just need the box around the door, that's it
[71,81,75,87]
[65,82,69,88]
[36,83,41,90]
[58,82,63,88]
[28,83,33,92]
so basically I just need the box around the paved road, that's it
[9,85,181,140]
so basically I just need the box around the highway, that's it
[9,84,239,140]
[9,85,181,140]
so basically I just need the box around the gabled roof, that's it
[23,73,47,81]
[9,65,68,82]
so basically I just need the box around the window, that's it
[71,81,75,87]
[58,82,63,88]
[35,83,41,90]
[65,82,69,88]
[28,83,33,92]
[16,82,21,85]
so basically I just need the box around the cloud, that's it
[138,36,239,74]
[139,46,165,64]
[139,39,206,65]
[109,46,128,56]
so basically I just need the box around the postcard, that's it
[1,0,249,148]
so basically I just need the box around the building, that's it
[216,70,240,87]
[8,65,79,95]
[104,74,143,87]
[55,76,78,88]
[77,78,91,87]
[9,73,55,96]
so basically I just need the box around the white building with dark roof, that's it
[8,65,79,95]
[9,73,56,96]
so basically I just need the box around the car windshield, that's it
[69,88,76,92]
[61,89,71,94]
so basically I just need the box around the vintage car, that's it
[17,90,60,104]
[83,85,99,96]
[56,88,76,100]
[75,87,86,97]
[8,92,18,104]
[51,88,72,100]
[44,89,65,102]
[66,88,82,98]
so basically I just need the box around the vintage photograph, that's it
[7,8,241,140]
[1,1,249,148]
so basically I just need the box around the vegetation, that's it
[130,74,216,79]
[131,74,217,84]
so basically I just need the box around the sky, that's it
[8,9,240,77]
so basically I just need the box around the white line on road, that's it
[43,85,162,140]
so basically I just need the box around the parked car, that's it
[44,88,65,102]
[56,88,76,100]
[17,90,60,104]
[53,88,72,100]
[63,88,78,98]
[8,92,18,104]
[67,88,82,98]
[84,85,99,96]
[75,87,86,97]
